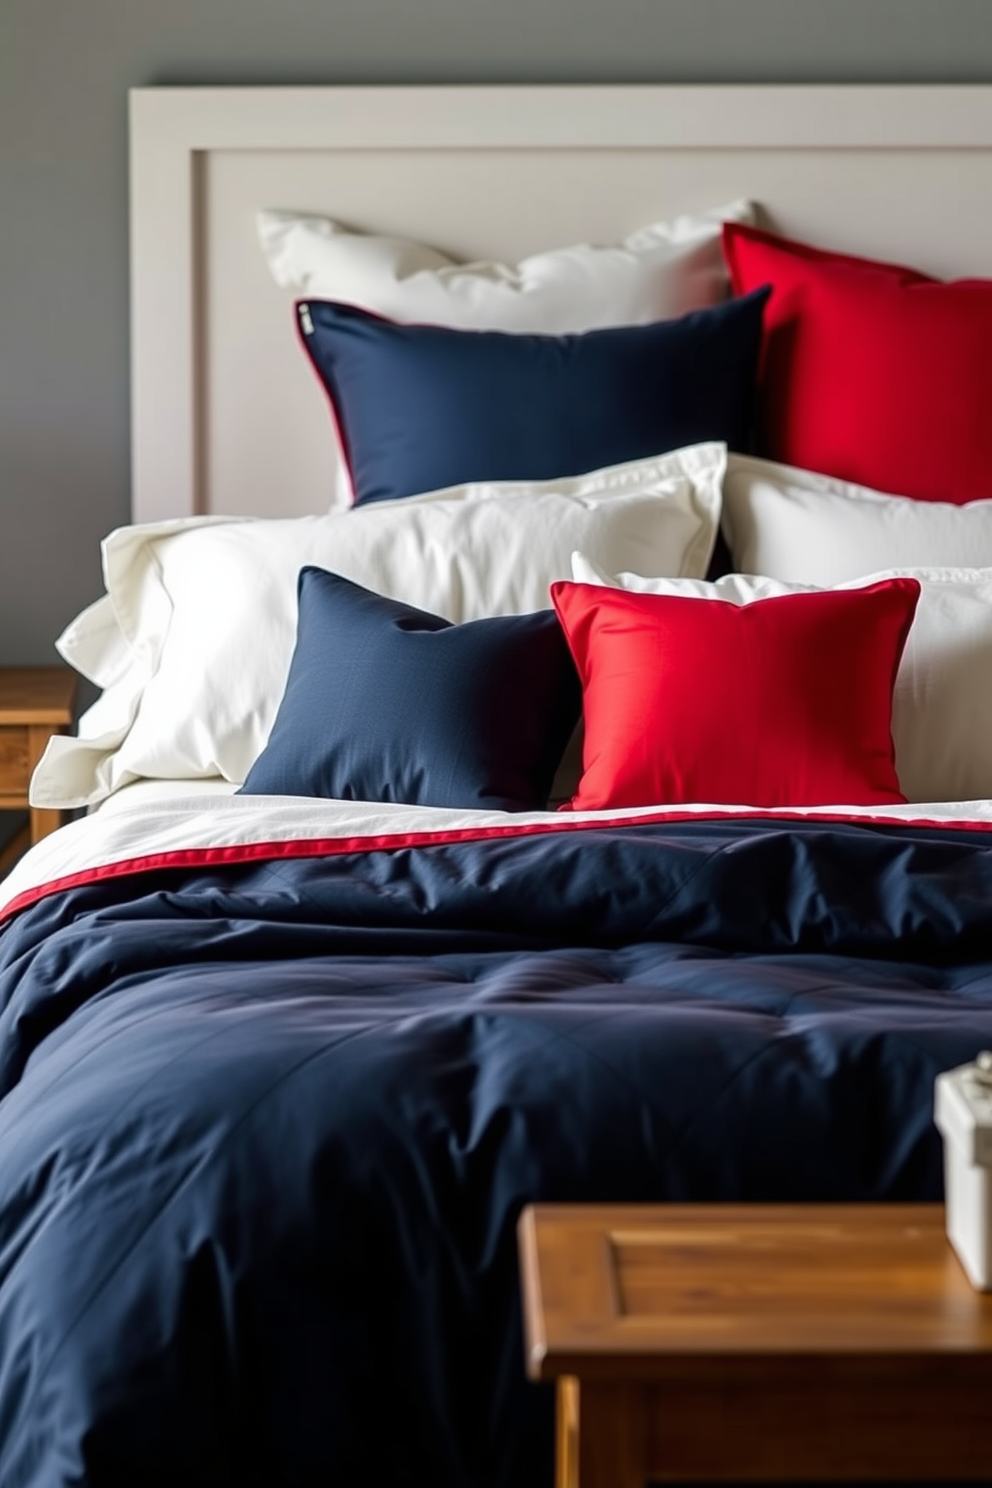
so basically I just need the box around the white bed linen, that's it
[257,201,754,335]
[722,454,992,584]
[34,442,726,812]
[7,794,992,924]
[91,778,238,814]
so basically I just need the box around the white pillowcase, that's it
[31,443,726,810]
[722,454,992,585]
[257,202,754,334]
[572,553,992,804]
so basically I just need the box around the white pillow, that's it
[257,202,755,334]
[572,553,992,804]
[31,443,726,810]
[722,454,992,586]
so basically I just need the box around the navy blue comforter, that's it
[1,815,992,1487]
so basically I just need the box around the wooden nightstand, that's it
[0,668,78,875]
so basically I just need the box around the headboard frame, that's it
[129,84,992,523]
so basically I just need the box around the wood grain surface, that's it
[519,1204,992,1486]
[0,668,77,859]
[0,668,77,726]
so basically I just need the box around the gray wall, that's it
[3,0,992,668]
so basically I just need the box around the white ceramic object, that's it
[935,1051,992,1290]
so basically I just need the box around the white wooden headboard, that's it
[129,84,992,524]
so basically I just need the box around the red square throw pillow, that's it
[722,222,992,504]
[551,577,920,811]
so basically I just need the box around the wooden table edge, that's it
[518,1203,550,1379]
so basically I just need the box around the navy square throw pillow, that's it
[240,567,582,811]
[297,289,769,506]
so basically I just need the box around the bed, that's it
[3,84,992,1487]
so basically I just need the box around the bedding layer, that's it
[2,811,992,1486]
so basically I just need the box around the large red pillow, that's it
[551,577,920,811]
[722,222,992,503]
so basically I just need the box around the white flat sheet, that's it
[8,791,992,923]
[92,778,239,815]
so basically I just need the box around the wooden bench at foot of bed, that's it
[518,1203,992,1488]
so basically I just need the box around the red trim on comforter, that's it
[3,806,991,925]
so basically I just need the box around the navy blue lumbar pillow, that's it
[240,567,582,811]
[297,290,770,506]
